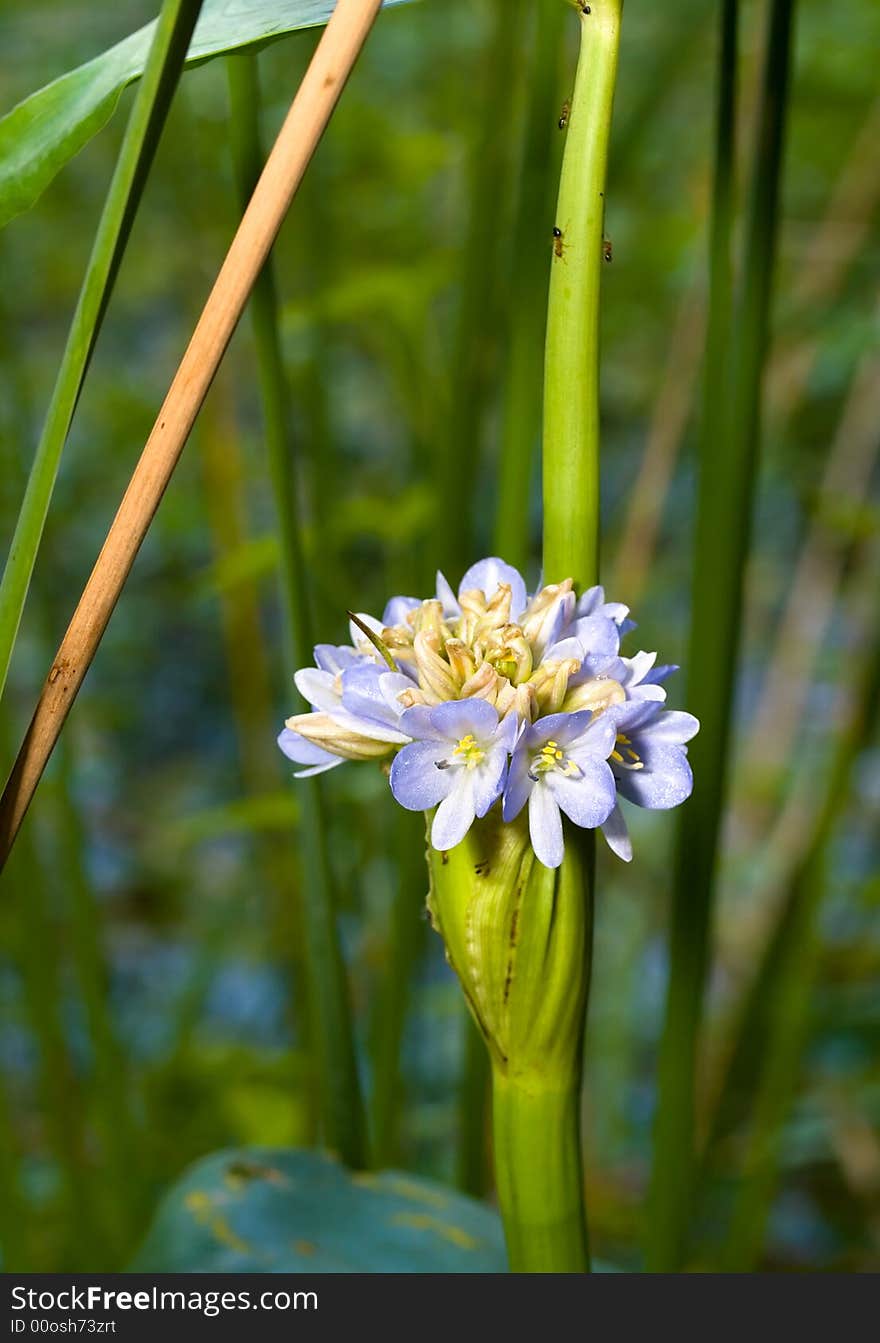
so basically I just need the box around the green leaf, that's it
[0,0,414,228]
[131,1147,508,1271]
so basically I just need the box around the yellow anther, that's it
[613,733,643,771]
[451,734,485,768]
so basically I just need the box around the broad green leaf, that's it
[132,1147,508,1271]
[0,0,414,228]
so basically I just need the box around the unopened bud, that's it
[285,713,396,761]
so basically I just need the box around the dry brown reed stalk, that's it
[0,0,383,870]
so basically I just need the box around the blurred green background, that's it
[0,0,877,1271]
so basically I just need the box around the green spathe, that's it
[426,810,592,1271]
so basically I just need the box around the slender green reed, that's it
[725,614,880,1268]
[0,0,203,701]
[226,52,367,1168]
[492,0,567,570]
[542,0,621,591]
[648,0,797,1270]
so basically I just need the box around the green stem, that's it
[492,1070,588,1272]
[226,52,367,1168]
[542,0,622,590]
[648,0,795,1270]
[0,0,203,700]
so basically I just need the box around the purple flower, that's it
[278,663,413,776]
[390,699,518,850]
[576,583,632,632]
[436,557,528,622]
[600,700,699,861]
[277,728,343,778]
[502,712,617,868]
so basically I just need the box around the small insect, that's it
[558,99,571,131]
[603,236,613,263]
[553,225,567,259]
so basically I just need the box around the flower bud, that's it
[413,630,459,702]
[445,638,477,684]
[486,626,533,684]
[284,713,396,761]
[460,660,502,702]
[520,580,575,659]
[562,675,627,715]
[528,657,582,715]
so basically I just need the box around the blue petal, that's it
[641,710,700,745]
[576,585,605,616]
[472,747,509,818]
[601,802,633,862]
[382,595,421,626]
[458,558,528,618]
[390,741,454,811]
[502,744,533,821]
[642,662,678,685]
[569,613,621,660]
[399,704,447,742]
[528,785,564,868]
[313,644,359,675]
[435,570,459,617]
[277,727,342,777]
[615,743,693,809]
[612,699,664,736]
[567,712,617,761]
[294,667,340,711]
[528,711,595,748]
[431,774,477,850]
[341,663,398,728]
[428,698,499,742]
[547,759,616,829]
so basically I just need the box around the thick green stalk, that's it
[427,812,593,1272]
[648,0,796,1270]
[493,1072,588,1271]
[226,53,367,1167]
[0,0,203,700]
[542,0,622,590]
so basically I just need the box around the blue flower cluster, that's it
[279,558,698,867]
